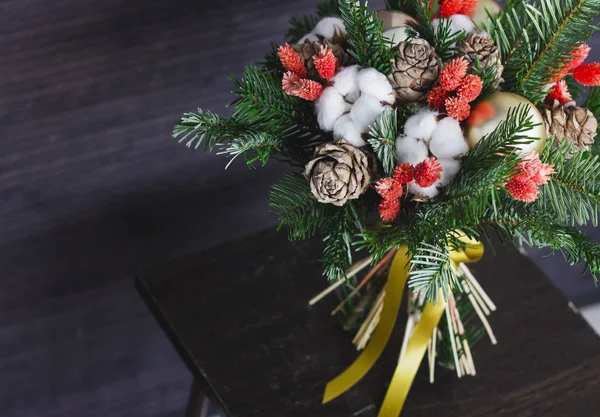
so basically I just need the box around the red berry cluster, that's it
[428,57,483,122]
[278,44,339,101]
[376,158,443,222]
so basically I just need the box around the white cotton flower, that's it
[438,158,462,186]
[356,68,395,103]
[316,88,351,131]
[350,95,386,132]
[408,182,441,199]
[395,135,429,165]
[429,117,469,159]
[331,65,361,99]
[403,109,439,143]
[383,27,410,47]
[312,17,346,40]
[432,14,475,40]
[333,114,367,147]
[297,33,320,43]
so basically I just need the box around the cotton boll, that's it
[331,65,361,99]
[356,68,395,103]
[395,135,429,165]
[408,182,441,199]
[312,17,346,40]
[438,158,462,186]
[333,114,367,147]
[350,95,386,133]
[316,87,351,131]
[297,33,320,43]
[429,117,469,159]
[403,109,439,142]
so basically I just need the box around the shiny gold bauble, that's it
[471,0,502,27]
[466,92,547,154]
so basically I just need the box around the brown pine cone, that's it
[304,141,373,206]
[293,40,352,80]
[389,38,442,104]
[543,100,597,152]
[457,32,504,87]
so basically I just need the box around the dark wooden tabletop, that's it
[136,229,600,417]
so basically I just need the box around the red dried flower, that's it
[375,177,404,200]
[573,62,600,87]
[297,79,324,101]
[414,157,443,188]
[427,86,450,110]
[378,198,401,222]
[439,0,464,17]
[505,173,539,203]
[278,43,307,78]
[313,45,338,80]
[456,74,483,103]
[439,57,469,91]
[394,163,415,184]
[445,97,471,122]
[545,80,572,105]
[282,71,303,97]
[569,44,591,72]
[518,152,555,186]
[459,0,478,16]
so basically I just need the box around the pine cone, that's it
[293,40,352,80]
[457,32,504,87]
[304,141,373,206]
[389,39,442,104]
[543,100,597,151]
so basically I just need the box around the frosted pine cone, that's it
[457,32,504,87]
[389,39,442,104]
[543,100,597,152]
[304,142,373,206]
[293,40,352,80]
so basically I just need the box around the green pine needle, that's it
[368,108,398,176]
[338,0,396,75]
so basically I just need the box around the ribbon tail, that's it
[322,246,411,404]
[377,296,446,417]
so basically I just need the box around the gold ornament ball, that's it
[466,92,547,155]
[471,0,502,27]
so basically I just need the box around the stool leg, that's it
[185,379,209,417]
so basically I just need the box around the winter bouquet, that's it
[174,0,600,415]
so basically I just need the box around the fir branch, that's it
[232,66,319,140]
[408,243,460,303]
[483,207,600,282]
[338,0,396,75]
[487,0,600,103]
[269,173,328,240]
[321,204,360,281]
[432,17,467,60]
[216,132,282,168]
[460,104,538,172]
[173,109,253,151]
[538,141,600,226]
[368,108,397,176]
[355,223,410,263]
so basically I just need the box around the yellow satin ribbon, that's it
[323,234,484,417]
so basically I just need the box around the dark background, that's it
[1,1,599,416]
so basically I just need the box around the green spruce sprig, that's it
[539,141,600,226]
[338,0,396,74]
[486,0,600,103]
[368,108,398,176]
